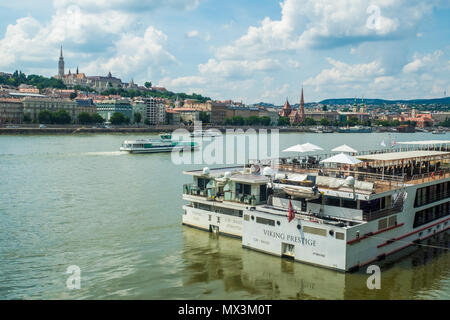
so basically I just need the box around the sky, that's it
[0,0,449,104]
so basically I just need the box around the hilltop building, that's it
[54,46,137,91]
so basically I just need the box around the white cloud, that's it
[83,26,176,82]
[303,49,450,100]
[53,0,201,12]
[217,0,434,60]
[402,50,444,73]
[198,58,280,79]
[0,0,198,79]
[187,30,200,38]
[305,58,385,87]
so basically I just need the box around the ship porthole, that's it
[329,230,335,236]
[297,225,301,230]
[277,221,281,226]
[251,215,255,221]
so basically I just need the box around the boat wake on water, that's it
[83,151,127,156]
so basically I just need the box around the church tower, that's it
[299,86,305,121]
[58,46,65,79]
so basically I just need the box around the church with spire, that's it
[279,86,306,125]
[54,45,137,90]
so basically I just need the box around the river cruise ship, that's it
[182,140,450,271]
[121,134,199,154]
[338,126,372,133]
[190,129,220,138]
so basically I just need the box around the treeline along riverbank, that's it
[0,125,314,135]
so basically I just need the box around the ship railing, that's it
[409,168,450,184]
[183,184,261,205]
[362,197,405,221]
[276,165,405,183]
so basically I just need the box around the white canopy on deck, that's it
[283,144,311,153]
[356,150,449,162]
[283,143,323,153]
[397,140,450,145]
[332,144,358,153]
[300,143,324,151]
[320,153,362,165]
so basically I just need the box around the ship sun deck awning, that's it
[357,150,450,162]
[397,140,450,146]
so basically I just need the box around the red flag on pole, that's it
[288,200,295,222]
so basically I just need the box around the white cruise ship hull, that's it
[182,195,244,238]
[182,178,449,272]
[120,145,199,154]
[242,180,449,272]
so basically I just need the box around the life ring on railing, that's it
[343,165,349,171]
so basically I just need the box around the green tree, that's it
[347,117,359,126]
[144,82,152,89]
[77,112,93,124]
[246,116,260,126]
[277,116,290,126]
[144,118,151,125]
[320,118,330,126]
[199,111,210,123]
[303,118,316,126]
[110,112,126,125]
[260,116,271,126]
[52,110,71,124]
[133,112,142,124]
[23,113,32,123]
[91,113,105,124]
[231,116,245,126]
[70,92,77,100]
[38,110,53,124]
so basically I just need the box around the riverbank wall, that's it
[0,126,313,135]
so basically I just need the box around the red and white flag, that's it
[288,200,295,222]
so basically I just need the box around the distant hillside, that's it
[319,97,450,105]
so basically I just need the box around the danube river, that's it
[0,131,449,299]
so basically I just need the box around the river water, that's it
[0,131,449,300]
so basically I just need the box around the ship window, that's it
[256,217,275,226]
[388,215,397,227]
[244,214,250,221]
[378,218,388,230]
[216,207,242,217]
[336,232,345,240]
[197,178,210,190]
[197,203,212,211]
[236,183,252,196]
[303,226,327,237]
[325,196,340,207]
[260,184,267,202]
[342,199,357,209]
[413,201,450,228]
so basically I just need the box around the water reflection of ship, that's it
[181,226,449,299]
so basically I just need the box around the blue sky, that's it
[0,0,449,104]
